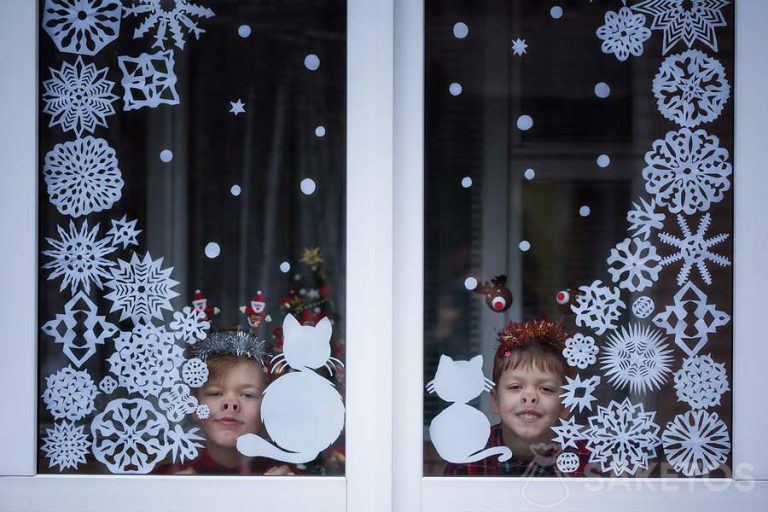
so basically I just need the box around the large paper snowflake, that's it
[158,383,198,422]
[674,354,729,409]
[653,281,730,356]
[560,374,601,413]
[118,51,179,111]
[596,7,651,61]
[41,421,90,471]
[41,291,119,367]
[563,333,599,369]
[108,324,185,397]
[42,0,122,56]
[551,417,587,450]
[653,50,730,128]
[601,324,674,394]
[571,280,625,335]
[42,366,98,422]
[165,424,205,464]
[632,0,730,54]
[44,136,124,218]
[182,358,209,388]
[627,197,665,241]
[585,398,661,476]
[107,215,141,250]
[642,128,731,215]
[662,409,730,476]
[42,57,118,137]
[658,213,731,286]
[91,398,170,474]
[42,221,116,295]
[123,0,215,50]
[104,252,179,323]
[170,306,209,344]
[607,237,661,292]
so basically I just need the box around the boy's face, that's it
[491,363,566,449]
[197,360,266,450]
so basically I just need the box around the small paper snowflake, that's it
[170,306,210,344]
[674,354,729,409]
[44,136,124,218]
[511,38,528,56]
[560,374,601,413]
[642,128,732,215]
[42,366,98,422]
[601,324,674,394]
[123,0,215,50]
[556,452,580,474]
[653,281,730,356]
[165,424,205,464]
[104,252,179,323]
[632,296,656,319]
[41,421,90,471]
[42,220,116,295]
[563,333,599,369]
[195,403,210,420]
[663,409,730,476]
[551,417,587,450]
[42,0,122,56]
[596,7,651,61]
[607,237,662,292]
[158,383,198,422]
[118,51,179,111]
[182,358,209,388]
[99,376,118,395]
[571,280,625,335]
[633,0,729,54]
[585,398,661,476]
[627,197,665,241]
[107,215,141,249]
[658,213,730,286]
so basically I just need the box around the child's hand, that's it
[264,464,294,476]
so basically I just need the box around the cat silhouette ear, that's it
[469,355,483,368]
[316,316,332,339]
[439,354,453,365]
[283,314,301,338]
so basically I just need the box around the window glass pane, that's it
[38,0,346,475]
[424,1,733,478]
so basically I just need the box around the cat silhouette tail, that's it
[236,434,318,464]
[465,446,513,463]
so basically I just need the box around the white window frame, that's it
[393,0,768,510]
[0,1,393,511]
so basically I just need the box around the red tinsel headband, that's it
[495,318,568,359]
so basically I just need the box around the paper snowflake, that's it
[182,358,209,388]
[104,252,179,323]
[556,452,580,474]
[195,403,210,420]
[91,398,170,474]
[107,324,185,397]
[42,366,98,422]
[563,333,599,369]
[653,50,730,128]
[42,57,118,137]
[123,0,215,50]
[229,99,246,115]
[41,291,119,368]
[44,136,124,218]
[585,398,661,476]
[107,215,141,249]
[170,306,210,344]
[99,376,118,395]
[551,417,587,450]
[118,51,179,111]
[41,421,90,471]
[674,354,729,409]
[601,324,674,394]
[642,128,731,215]
[571,280,625,335]
[658,213,731,286]
[662,409,730,476]
[165,424,204,464]
[607,237,661,292]
[560,374,601,413]
[632,0,730,54]
[627,197,665,242]
[158,383,198,422]
[631,296,656,319]
[596,7,651,61]
[42,0,122,56]
[653,281,730,356]
[511,38,528,56]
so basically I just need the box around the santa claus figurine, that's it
[240,291,272,328]
[192,289,221,321]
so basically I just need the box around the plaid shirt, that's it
[443,423,591,477]
[154,449,291,475]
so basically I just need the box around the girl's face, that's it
[197,360,266,449]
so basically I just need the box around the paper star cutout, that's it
[229,99,245,115]
[511,38,528,56]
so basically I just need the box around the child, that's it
[159,330,294,475]
[444,319,590,476]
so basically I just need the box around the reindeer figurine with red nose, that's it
[473,275,513,312]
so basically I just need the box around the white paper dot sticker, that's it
[579,205,591,217]
[315,126,326,137]
[597,154,611,168]
[304,54,320,71]
[464,277,478,290]
[280,261,291,273]
[461,176,473,188]
[300,178,316,195]
[205,242,220,259]
[595,82,611,98]
[453,22,469,39]
[238,25,251,38]
[230,185,241,196]
[519,240,531,252]
[524,168,535,180]
[517,115,533,131]
[550,5,564,19]
[449,83,462,96]
[160,149,173,162]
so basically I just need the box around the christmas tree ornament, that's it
[473,275,514,312]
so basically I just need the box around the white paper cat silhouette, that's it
[236,314,345,463]
[427,354,512,463]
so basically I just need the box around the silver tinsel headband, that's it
[193,329,270,365]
